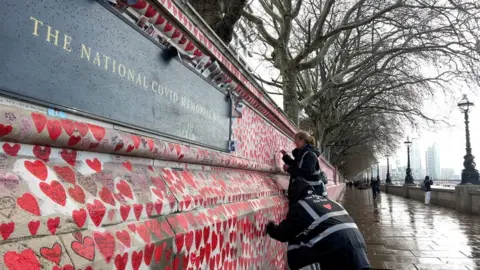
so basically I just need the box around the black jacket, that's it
[267,179,370,270]
[424,179,433,192]
[282,145,326,197]
[371,179,380,191]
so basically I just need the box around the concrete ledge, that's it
[381,184,461,211]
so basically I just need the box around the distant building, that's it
[441,168,455,180]
[392,166,406,181]
[379,165,388,181]
[410,138,423,180]
[425,143,441,180]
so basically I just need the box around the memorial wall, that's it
[0,0,344,269]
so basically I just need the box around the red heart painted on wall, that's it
[147,138,154,151]
[154,242,165,263]
[61,119,75,136]
[133,204,143,221]
[127,223,136,233]
[71,235,95,261]
[195,229,203,249]
[171,29,181,39]
[60,149,77,166]
[116,180,133,200]
[114,142,124,152]
[164,246,173,261]
[54,166,76,185]
[86,158,102,172]
[31,112,47,133]
[120,205,131,221]
[25,160,48,181]
[17,193,41,216]
[73,232,82,241]
[185,42,195,52]
[175,234,184,252]
[40,181,66,206]
[94,232,115,263]
[87,124,106,141]
[47,217,60,234]
[67,135,82,146]
[132,250,143,270]
[3,143,20,156]
[47,120,62,141]
[164,23,173,32]
[211,231,218,251]
[126,145,135,153]
[203,226,210,243]
[114,253,128,270]
[40,242,62,265]
[75,122,88,136]
[68,185,85,204]
[122,161,132,172]
[146,203,153,217]
[144,243,154,265]
[0,222,15,240]
[52,265,74,270]
[99,187,116,206]
[72,208,87,228]
[28,220,40,236]
[132,136,141,149]
[4,249,40,270]
[87,199,106,227]
[116,230,131,248]
[185,231,194,252]
[108,209,116,221]
[154,201,163,215]
[136,224,151,243]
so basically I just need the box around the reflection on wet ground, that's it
[338,188,480,270]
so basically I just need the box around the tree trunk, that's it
[313,121,326,150]
[282,69,300,125]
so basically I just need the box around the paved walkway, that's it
[338,187,480,270]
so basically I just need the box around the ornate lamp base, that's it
[461,169,480,185]
[405,168,414,184]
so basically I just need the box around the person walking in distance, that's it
[371,177,380,200]
[266,178,371,270]
[423,176,433,204]
[281,131,327,199]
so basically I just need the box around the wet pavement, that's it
[338,187,480,270]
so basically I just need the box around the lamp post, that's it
[376,162,380,182]
[458,95,480,185]
[404,137,414,184]
[386,154,392,184]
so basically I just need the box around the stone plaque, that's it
[0,0,230,150]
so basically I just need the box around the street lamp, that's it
[376,162,380,182]
[404,137,414,184]
[458,94,480,184]
[386,154,392,184]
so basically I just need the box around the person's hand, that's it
[280,149,287,155]
[283,164,289,172]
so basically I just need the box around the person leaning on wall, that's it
[281,131,327,199]
[266,178,371,270]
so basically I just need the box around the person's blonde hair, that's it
[295,131,316,145]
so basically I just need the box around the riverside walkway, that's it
[338,188,480,270]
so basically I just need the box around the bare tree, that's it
[239,0,480,123]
